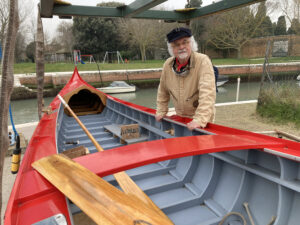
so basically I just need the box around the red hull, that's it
[4,68,300,225]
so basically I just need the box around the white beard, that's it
[178,52,188,60]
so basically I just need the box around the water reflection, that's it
[110,92,137,102]
[9,97,53,125]
[10,81,262,125]
[216,87,227,94]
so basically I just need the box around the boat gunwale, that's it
[5,67,300,225]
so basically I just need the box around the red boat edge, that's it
[4,68,300,225]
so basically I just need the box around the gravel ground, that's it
[2,102,300,222]
[215,103,300,137]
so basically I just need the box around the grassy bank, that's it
[14,60,165,74]
[257,82,300,127]
[14,56,300,74]
[226,71,299,83]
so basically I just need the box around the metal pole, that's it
[236,77,240,102]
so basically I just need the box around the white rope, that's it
[218,211,247,225]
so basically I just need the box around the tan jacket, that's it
[156,52,216,127]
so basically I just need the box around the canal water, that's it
[9,81,261,125]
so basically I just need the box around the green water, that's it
[9,81,261,125]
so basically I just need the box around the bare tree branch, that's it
[0,0,19,222]
[207,2,277,58]
[119,19,174,61]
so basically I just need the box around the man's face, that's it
[171,37,192,61]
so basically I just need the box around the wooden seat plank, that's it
[104,124,148,144]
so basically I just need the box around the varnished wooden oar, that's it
[32,154,172,225]
[57,94,173,223]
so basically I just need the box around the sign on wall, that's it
[272,40,289,57]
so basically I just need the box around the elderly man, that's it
[155,27,216,130]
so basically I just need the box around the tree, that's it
[287,18,300,34]
[73,2,125,56]
[0,0,9,46]
[26,41,35,62]
[254,3,274,37]
[120,19,162,61]
[207,6,265,58]
[0,0,19,222]
[14,31,27,62]
[36,10,45,120]
[56,21,74,54]
[119,16,176,61]
[1,0,35,61]
[280,0,300,25]
[274,15,287,35]
[188,0,208,53]
[186,0,202,8]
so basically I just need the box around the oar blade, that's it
[32,154,173,225]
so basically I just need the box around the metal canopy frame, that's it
[40,0,265,21]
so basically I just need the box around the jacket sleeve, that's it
[156,68,170,117]
[192,56,216,127]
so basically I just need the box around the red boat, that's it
[4,68,300,225]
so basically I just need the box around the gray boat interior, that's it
[56,97,300,225]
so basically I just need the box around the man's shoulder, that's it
[192,52,211,66]
[163,56,174,66]
[193,52,209,60]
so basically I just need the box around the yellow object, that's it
[11,153,21,174]
[54,0,71,5]
[175,8,196,12]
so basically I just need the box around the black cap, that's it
[167,27,192,43]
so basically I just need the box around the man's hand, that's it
[187,121,203,131]
[155,115,164,122]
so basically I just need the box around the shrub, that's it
[257,81,300,126]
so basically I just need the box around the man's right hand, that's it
[155,115,164,122]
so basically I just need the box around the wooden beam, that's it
[53,5,122,17]
[121,0,167,17]
[45,0,264,21]
[188,0,266,20]
[39,0,54,18]
[52,5,188,21]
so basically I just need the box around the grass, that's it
[257,81,300,127]
[213,56,300,65]
[13,56,300,74]
[14,60,165,74]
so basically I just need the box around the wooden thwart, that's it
[32,154,173,225]
[104,124,148,144]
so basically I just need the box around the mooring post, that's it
[236,77,241,102]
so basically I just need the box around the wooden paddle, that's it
[32,154,172,225]
[57,94,173,223]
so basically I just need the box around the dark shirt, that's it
[213,66,219,92]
